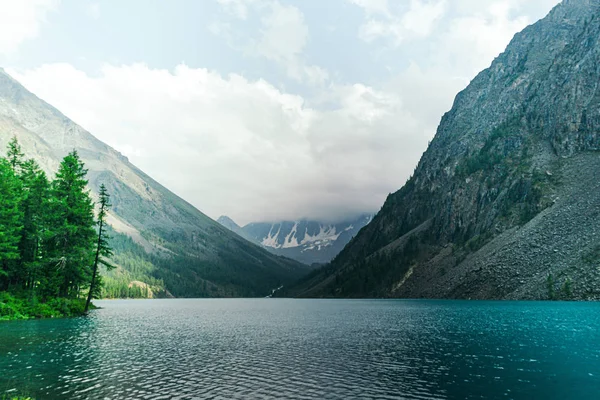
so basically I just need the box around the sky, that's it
[0,0,561,225]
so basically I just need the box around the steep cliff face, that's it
[291,0,600,300]
[0,69,307,297]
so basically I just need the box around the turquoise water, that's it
[0,299,599,399]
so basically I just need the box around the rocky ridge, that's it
[287,0,600,300]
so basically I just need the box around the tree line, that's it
[0,137,113,315]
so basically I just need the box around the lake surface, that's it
[0,299,599,399]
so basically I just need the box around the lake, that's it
[0,299,599,399]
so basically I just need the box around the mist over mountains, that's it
[218,215,373,265]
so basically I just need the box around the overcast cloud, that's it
[2,0,560,225]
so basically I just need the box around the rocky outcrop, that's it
[289,0,600,300]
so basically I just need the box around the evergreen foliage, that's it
[45,151,96,298]
[85,184,115,312]
[0,158,23,281]
[100,228,166,299]
[0,137,113,319]
[18,159,50,291]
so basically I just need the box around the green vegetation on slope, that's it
[100,223,305,298]
[0,138,113,320]
[101,227,167,298]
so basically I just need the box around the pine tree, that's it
[45,151,96,298]
[85,184,115,312]
[0,141,120,316]
[0,158,24,289]
[18,159,50,291]
[6,136,24,172]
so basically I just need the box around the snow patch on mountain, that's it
[261,224,282,248]
[282,222,299,249]
[218,214,374,265]
[301,225,341,247]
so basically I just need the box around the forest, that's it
[0,138,112,320]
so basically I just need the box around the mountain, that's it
[215,215,254,243]
[217,216,243,233]
[287,0,600,301]
[218,215,373,265]
[0,68,308,298]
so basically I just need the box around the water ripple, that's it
[1,299,599,399]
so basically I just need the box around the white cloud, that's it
[347,0,390,16]
[254,3,306,67]
[0,0,58,55]
[353,0,447,45]
[429,1,536,79]
[401,0,447,38]
[353,0,558,80]
[4,0,562,225]
[10,63,430,224]
[213,0,329,85]
[216,0,261,20]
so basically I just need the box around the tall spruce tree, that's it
[85,184,115,312]
[6,136,24,172]
[18,159,50,291]
[45,151,96,298]
[0,139,116,315]
[0,158,24,289]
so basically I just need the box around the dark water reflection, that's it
[1,299,599,399]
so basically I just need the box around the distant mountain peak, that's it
[217,215,241,230]
[219,214,373,265]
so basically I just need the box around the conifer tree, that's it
[45,151,96,298]
[0,139,119,314]
[85,184,115,312]
[0,158,24,289]
[18,159,50,291]
[6,136,24,172]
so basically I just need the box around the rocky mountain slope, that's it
[0,69,307,298]
[287,0,600,300]
[218,215,373,265]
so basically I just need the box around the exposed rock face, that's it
[0,69,306,297]
[290,0,600,300]
[218,215,373,265]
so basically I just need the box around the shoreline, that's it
[0,292,94,321]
